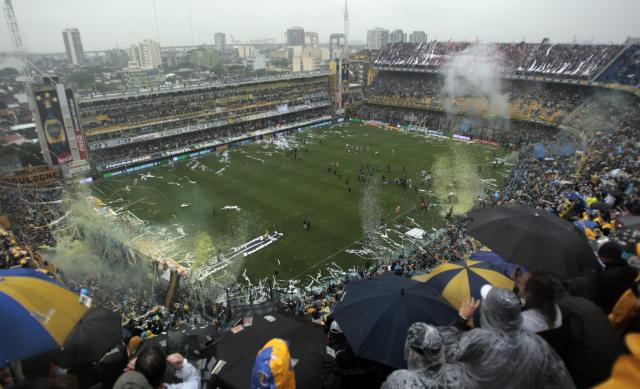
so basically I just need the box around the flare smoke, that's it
[441,43,510,129]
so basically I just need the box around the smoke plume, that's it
[441,43,510,129]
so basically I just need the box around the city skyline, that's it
[1,0,640,53]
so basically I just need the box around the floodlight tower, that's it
[152,0,161,43]
[3,0,31,88]
[344,0,349,61]
[336,0,350,112]
[3,0,53,166]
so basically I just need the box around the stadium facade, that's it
[362,40,640,137]
[77,71,333,176]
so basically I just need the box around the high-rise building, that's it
[236,45,256,59]
[292,54,315,72]
[128,40,161,69]
[62,28,85,66]
[214,32,226,52]
[367,28,389,50]
[286,27,305,46]
[304,32,319,47]
[409,31,428,43]
[389,29,407,43]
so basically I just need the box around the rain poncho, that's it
[382,323,477,389]
[437,326,463,363]
[251,338,296,389]
[455,288,575,389]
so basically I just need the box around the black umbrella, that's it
[331,274,457,369]
[133,323,219,359]
[589,201,610,213]
[614,215,640,252]
[59,307,122,365]
[207,311,332,389]
[617,215,640,231]
[466,205,599,277]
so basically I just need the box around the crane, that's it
[3,0,53,166]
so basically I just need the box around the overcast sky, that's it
[1,0,639,53]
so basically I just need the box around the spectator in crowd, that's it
[113,370,152,389]
[90,335,143,389]
[607,275,640,334]
[569,241,638,314]
[375,42,623,80]
[113,346,200,389]
[252,338,295,389]
[325,320,389,388]
[518,272,563,333]
[552,279,626,388]
[382,322,477,389]
[454,287,575,389]
[594,242,639,314]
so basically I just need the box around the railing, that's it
[373,65,640,93]
[83,91,330,138]
[364,96,560,127]
[94,115,334,172]
[79,70,332,102]
[88,101,331,151]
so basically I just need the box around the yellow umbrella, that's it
[0,269,88,366]
[414,259,514,325]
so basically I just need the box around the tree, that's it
[211,63,225,76]
[66,70,95,89]
[0,142,44,166]
[254,69,268,77]
[17,142,44,166]
[270,58,289,68]
[0,67,19,77]
[95,82,122,94]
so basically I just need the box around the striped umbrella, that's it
[413,259,514,326]
[470,248,524,277]
[0,269,88,367]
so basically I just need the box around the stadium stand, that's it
[366,71,590,125]
[596,44,640,87]
[25,86,633,389]
[375,41,624,80]
[357,105,558,150]
[0,182,62,248]
[79,71,332,173]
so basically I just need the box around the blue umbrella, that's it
[574,219,598,232]
[413,259,514,326]
[331,274,457,368]
[0,269,88,366]
[470,249,525,277]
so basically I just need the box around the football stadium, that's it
[1,0,640,388]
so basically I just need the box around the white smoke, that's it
[441,43,510,128]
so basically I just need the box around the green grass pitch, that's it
[91,123,507,281]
